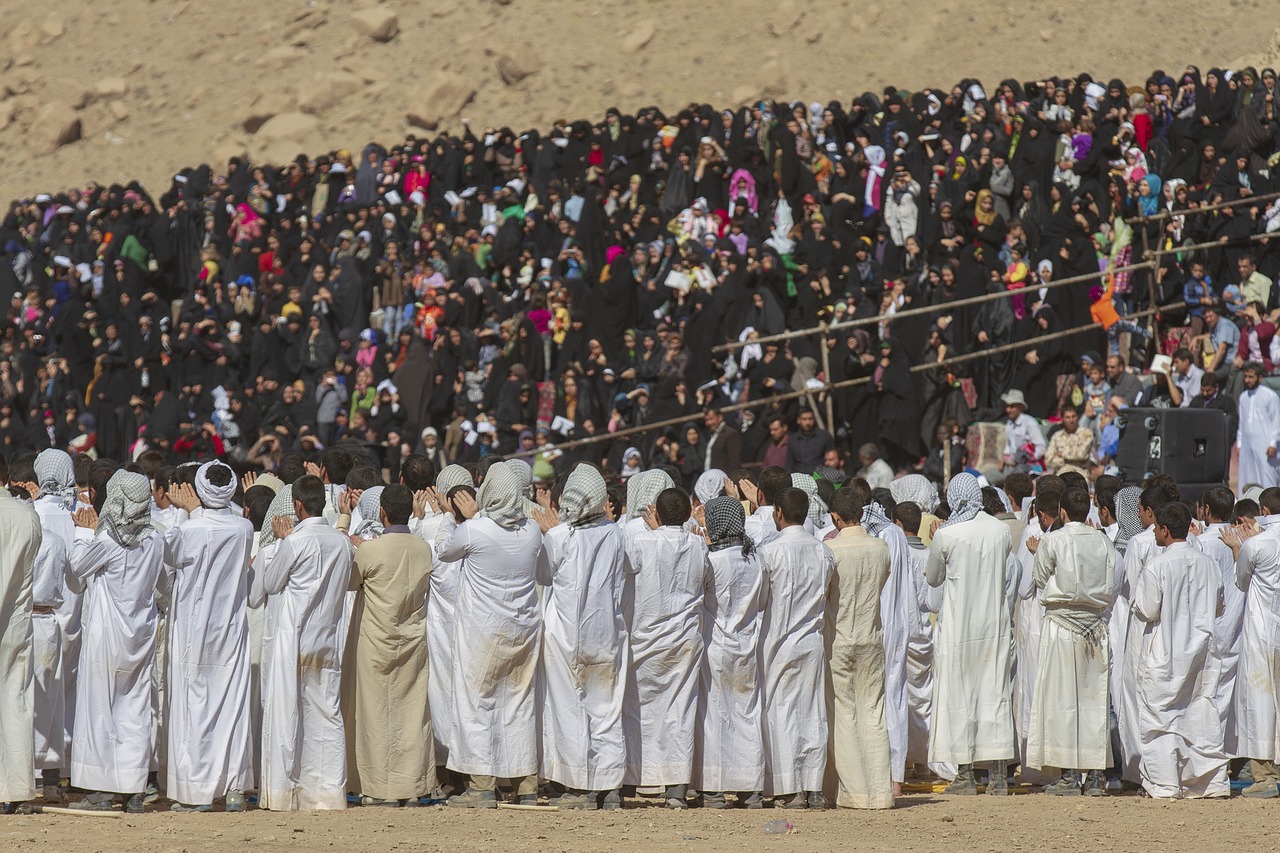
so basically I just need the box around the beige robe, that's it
[344,531,436,800]
[824,526,894,809]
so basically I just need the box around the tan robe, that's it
[824,526,894,809]
[344,531,436,800]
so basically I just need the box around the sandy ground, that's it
[3,792,1278,852]
[3,2,1280,198]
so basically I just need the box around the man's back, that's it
[352,532,432,640]
[271,518,353,662]
[166,509,254,659]
[1035,522,1115,610]
[826,527,889,649]
[760,527,834,652]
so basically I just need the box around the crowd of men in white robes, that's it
[5,448,1280,814]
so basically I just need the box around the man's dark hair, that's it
[656,487,692,526]
[729,469,756,489]
[244,484,274,508]
[380,484,413,527]
[1199,485,1236,524]
[1259,487,1280,516]
[8,452,36,486]
[658,464,682,488]
[399,455,437,491]
[204,463,233,488]
[477,455,506,480]
[815,478,836,507]
[893,501,922,535]
[88,459,120,512]
[829,488,864,525]
[173,464,199,487]
[1172,347,1193,363]
[1003,472,1034,506]
[321,448,354,485]
[981,486,1006,516]
[1146,474,1180,501]
[1034,490,1061,520]
[1035,474,1064,495]
[153,465,176,494]
[278,453,307,484]
[776,487,809,525]
[247,492,275,531]
[346,465,383,492]
[844,477,872,505]
[135,449,166,478]
[1140,484,1177,514]
[1095,474,1121,495]
[606,485,626,518]
[1156,502,1192,539]
[758,466,792,506]
[293,474,326,517]
[1062,488,1091,523]
[73,454,90,487]
[1095,484,1118,520]
[1235,499,1261,522]
[871,488,896,516]
[1059,471,1088,492]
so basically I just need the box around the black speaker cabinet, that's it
[1114,407,1229,485]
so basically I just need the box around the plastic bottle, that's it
[763,819,794,835]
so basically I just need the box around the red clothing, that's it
[1133,113,1152,152]
[1091,278,1123,330]
[762,436,789,469]
[1238,322,1276,373]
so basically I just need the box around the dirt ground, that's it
[4,792,1278,852]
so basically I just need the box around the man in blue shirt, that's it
[1182,261,1214,338]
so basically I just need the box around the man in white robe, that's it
[248,474,353,811]
[1238,362,1280,489]
[697,496,766,808]
[925,474,1016,795]
[1026,487,1116,795]
[439,463,543,808]
[1013,485,1058,787]
[40,451,83,776]
[1194,486,1247,762]
[0,463,43,812]
[68,471,165,813]
[743,467,794,548]
[1132,502,1228,799]
[623,486,708,809]
[534,465,628,810]
[758,487,834,808]
[1224,488,1280,798]
[162,462,254,812]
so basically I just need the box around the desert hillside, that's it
[3,0,1280,197]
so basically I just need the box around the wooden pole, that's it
[819,321,835,434]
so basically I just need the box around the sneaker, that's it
[600,790,621,811]
[225,790,246,813]
[547,791,597,810]
[69,793,117,812]
[1082,772,1106,797]
[170,802,214,812]
[665,784,688,810]
[986,762,1009,797]
[779,793,809,809]
[125,794,146,814]
[807,791,827,810]
[1242,780,1279,799]
[738,791,764,809]
[1044,775,1081,797]
[143,781,159,805]
[42,785,66,804]
[358,796,401,807]
[701,792,727,809]
[447,788,498,809]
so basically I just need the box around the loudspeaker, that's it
[1114,407,1229,485]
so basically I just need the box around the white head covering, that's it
[194,461,236,509]
[354,485,385,537]
[259,485,296,548]
[435,465,473,495]
[626,469,674,520]
[558,464,608,528]
[889,474,940,514]
[941,473,983,528]
[34,448,76,509]
[694,469,726,505]
[790,472,827,526]
[477,462,528,530]
[99,470,156,548]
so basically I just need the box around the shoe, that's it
[1242,780,1280,799]
[547,791,597,810]
[225,790,246,813]
[42,785,66,804]
[701,792,727,809]
[1105,776,1122,792]
[779,793,809,809]
[358,796,401,807]
[125,793,145,814]
[600,790,621,811]
[513,794,539,806]
[1044,772,1081,797]
[143,781,159,805]
[665,784,688,810]
[170,802,213,812]
[402,798,424,808]
[807,791,827,810]
[68,793,117,812]
[1238,764,1256,784]
[944,766,978,796]
[986,761,1009,797]
[738,791,764,809]
[1082,771,1106,797]
[447,788,498,809]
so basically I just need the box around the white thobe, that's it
[438,517,543,779]
[1233,524,1280,762]
[622,525,708,786]
[416,511,457,766]
[0,495,42,803]
[1026,522,1116,771]
[1113,526,1158,783]
[1013,519,1053,785]
[163,508,255,805]
[537,520,628,791]
[903,538,953,780]
[30,499,69,770]
[249,517,353,810]
[1195,524,1246,754]
[745,506,814,549]
[698,545,765,794]
[1132,541,1228,798]
[1238,384,1280,489]
[38,497,78,763]
[70,531,164,795]
[874,523,913,783]
[925,513,1016,765]
[758,525,834,796]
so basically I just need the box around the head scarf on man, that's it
[34,448,77,509]
[477,462,528,530]
[354,485,385,537]
[195,461,236,509]
[558,464,608,528]
[704,494,753,556]
[890,473,940,514]
[1114,486,1143,556]
[626,469,674,520]
[504,458,539,513]
[940,473,983,528]
[98,470,155,548]
[694,468,726,505]
[435,465,473,495]
[259,485,296,549]
[791,472,827,526]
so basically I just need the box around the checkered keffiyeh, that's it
[435,465,473,494]
[704,495,751,555]
[98,470,156,548]
[695,468,727,505]
[791,472,827,526]
[940,473,983,529]
[354,485,385,537]
[889,474,940,514]
[34,448,76,510]
[1114,486,1143,556]
[478,462,528,530]
[626,469,674,520]
[259,485,296,548]
[558,464,608,528]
